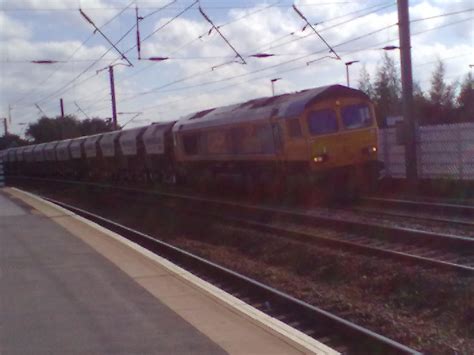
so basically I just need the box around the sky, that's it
[0,0,472,136]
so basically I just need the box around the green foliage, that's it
[359,54,473,126]
[357,64,374,98]
[25,115,114,143]
[457,72,474,121]
[429,60,456,110]
[0,134,28,150]
[372,53,402,125]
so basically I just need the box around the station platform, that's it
[0,187,337,355]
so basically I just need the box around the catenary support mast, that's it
[397,0,418,185]
[109,66,118,130]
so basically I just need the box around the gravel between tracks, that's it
[15,184,474,354]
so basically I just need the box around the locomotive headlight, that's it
[313,154,328,163]
[362,146,377,155]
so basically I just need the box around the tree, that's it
[427,60,457,124]
[457,72,474,122]
[80,117,115,136]
[0,134,28,150]
[372,53,402,126]
[412,81,430,125]
[25,115,114,143]
[358,64,374,98]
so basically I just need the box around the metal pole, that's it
[2,118,8,136]
[109,66,118,130]
[60,98,65,118]
[346,64,350,87]
[397,0,418,186]
[270,78,281,97]
[136,5,142,60]
[8,104,12,125]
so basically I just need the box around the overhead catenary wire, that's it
[25,2,470,122]
[198,6,247,65]
[0,2,366,12]
[76,1,397,110]
[113,14,470,111]
[73,19,469,119]
[137,47,474,120]
[79,8,134,67]
[34,0,190,109]
[71,0,203,110]
[35,23,138,107]
[11,0,136,108]
[108,23,399,105]
[292,4,341,60]
[30,0,190,109]
[141,0,178,20]
[411,8,473,22]
[83,0,284,98]
[104,0,198,69]
[253,2,397,54]
[81,14,469,121]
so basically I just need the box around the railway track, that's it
[360,196,474,219]
[11,176,474,275]
[175,205,474,275]
[32,193,419,354]
[347,204,474,229]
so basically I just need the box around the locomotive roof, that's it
[173,84,368,131]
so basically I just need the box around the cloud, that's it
[1,0,472,135]
[0,12,31,40]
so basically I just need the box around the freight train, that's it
[1,85,381,193]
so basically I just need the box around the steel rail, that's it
[348,205,474,228]
[185,211,474,275]
[361,196,474,218]
[30,192,420,355]
[10,177,474,272]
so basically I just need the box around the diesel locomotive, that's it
[1,85,381,192]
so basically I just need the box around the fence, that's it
[378,122,474,180]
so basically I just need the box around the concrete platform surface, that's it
[0,188,338,355]
[0,190,226,354]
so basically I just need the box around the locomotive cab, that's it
[173,84,381,194]
[278,86,380,190]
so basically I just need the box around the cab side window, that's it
[307,109,338,135]
[287,118,302,137]
[341,104,373,129]
[182,134,200,155]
